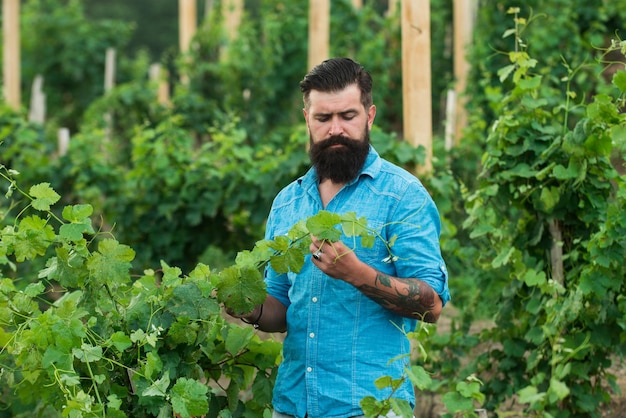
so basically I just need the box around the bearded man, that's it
[228,57,450,418]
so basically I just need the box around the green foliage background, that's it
[1,0,626,416]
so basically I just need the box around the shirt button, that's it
[309,332,315,338]
[312,297,318,303]
[306,367,312,372]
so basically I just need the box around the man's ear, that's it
[303,109,311,135]
[367,105,377,129]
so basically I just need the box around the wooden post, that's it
[179,0,197,84]
[401,0,432,173]
[444,89,455,151]
[179,0,197,53]
[387,0,398,17]
[28,75,45,123]
[308,0,330,70]
[58,128,70,157]
[222,0,243,42]
[150,64,170,106]
[104,48,116,142]
[204,0,214,19]
[453,0,476,145]
[3,0,20,109]
[104,48,116,92]
[219,0,243,60]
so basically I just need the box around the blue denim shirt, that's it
[265,146,450,418]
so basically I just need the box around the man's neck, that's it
[318,179,345,208]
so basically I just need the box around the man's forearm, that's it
[352,268,442,322]
[242,295,288,333]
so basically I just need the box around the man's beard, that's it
[309,129,370,184]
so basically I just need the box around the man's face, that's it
[304,84,376,183]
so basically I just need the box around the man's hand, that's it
[310,235,366,283]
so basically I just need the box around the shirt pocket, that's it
[348,218,390,266]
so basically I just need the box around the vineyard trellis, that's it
[2,0,477,172]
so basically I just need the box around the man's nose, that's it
[328,117,343,137]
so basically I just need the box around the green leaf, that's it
[306,211,342,241]
[142,374,170,398]
[107,394,122,411]
[110,331,132,352]
[340,212,368,237]
[360,396,384,417]
[86,239,135,287]
[492,246,515,268]
[224,324,255,355]
[519,75,542,90]
[24,281,45,297]
[584,132,612,156]
[539,186,560,212]
[170,378,209,418]
[501,163,536,179]
[168,318,199,345]
[268,235,290,252]
[580,271,613,295]
[39,247,86,288]
[518,385,546,404]
[612,71,626,93]
[389,398,414,417]
[373,375,393,390]
[216,265,266,314]
[29,183,61,211]
[457,380,483,400]
[587,95,618,122]
[144,351,163,379]
[498,64,516,82]
[42,345,74,371]
[407,365,433,390]
[14,216,56,261]
[524,326,545,345]
[287,219,310,241]
[548,378,570,402]
[62,204,93,222]
[361,234,375,248]
[187,263,212,285]
[59,204,95,241]
[166,282,220,320]
[59,223,90,242]
[161,261,183,287]
[552,163,579,180]
[442,391,474,413]
[522,269,546,287]
[502,28,517,38]
[59,373,81,387]
[72,342,103,363]
[270,246,305,274]
[612,124,626,146]
[521,96,548,109]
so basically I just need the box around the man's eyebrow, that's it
[314,109,359,117]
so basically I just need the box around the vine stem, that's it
[80,340,105,415]
[0,169,65,225]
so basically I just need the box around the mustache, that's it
[317,135,354,149]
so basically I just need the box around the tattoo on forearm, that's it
[363,271,437,322]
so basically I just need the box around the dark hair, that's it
[300,57,373,110]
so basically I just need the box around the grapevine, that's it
[0,165,402,417]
